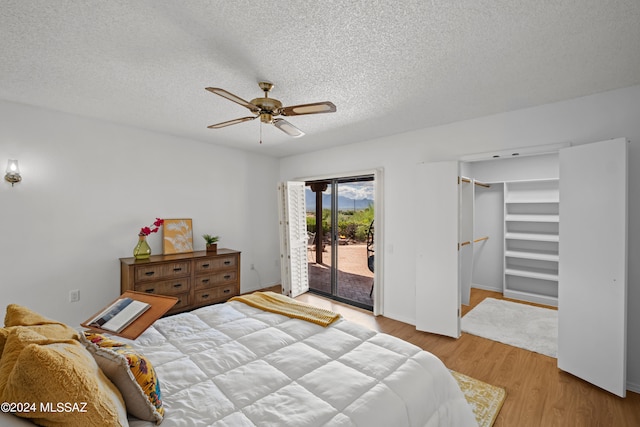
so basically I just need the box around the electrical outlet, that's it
[69,289,80,303]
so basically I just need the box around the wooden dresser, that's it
[120,249,240,315]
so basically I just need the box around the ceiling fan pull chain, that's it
[259,120,263,144]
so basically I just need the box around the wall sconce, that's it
[5,159,22,186]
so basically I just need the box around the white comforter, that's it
[125,300,477,427]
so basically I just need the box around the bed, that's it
[0,293,477,426]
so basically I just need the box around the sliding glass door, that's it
[306,175,374,310]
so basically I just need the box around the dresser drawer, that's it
[194,284,237,305]
[121,249,240,315]
[194,255,238,273]
[134,278,191,296]
[194,271,237,289]
[168,292,191,312]
[135,261,191,282]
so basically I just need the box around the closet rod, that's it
[459,237,489,248]
[459,177,491,188]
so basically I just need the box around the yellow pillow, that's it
[83,332,164,424]
[0,327,128,427]
[0,328,8,359]
[4,303,60,327]
[0,304,78,358]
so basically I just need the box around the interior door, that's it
[415,161,461,337]
[558,138,628,397]
[278,181,309,298]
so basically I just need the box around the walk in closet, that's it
[416,137,628,397]
[415,150,560,338]
[459,152,561,307]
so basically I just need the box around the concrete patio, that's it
[307,243,373,308]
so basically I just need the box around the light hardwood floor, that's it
[296,289,640,427]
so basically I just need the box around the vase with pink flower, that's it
[133,218,164,260]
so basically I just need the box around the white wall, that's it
[279,85,640,390]
[0,100,282,327]
[471,183,503,291]
[467,153,559,183]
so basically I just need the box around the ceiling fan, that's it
[205,82,336,139]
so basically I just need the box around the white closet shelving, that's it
[503,179,559,306]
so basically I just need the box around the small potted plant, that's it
[202,234,219,253]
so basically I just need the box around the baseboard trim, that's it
[627,380,640,394]
[242,284,282,295]
[471,283,502,292]
[384,311,415,326]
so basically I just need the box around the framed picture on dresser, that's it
[162,218,193,254]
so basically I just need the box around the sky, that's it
[324,182,374,200]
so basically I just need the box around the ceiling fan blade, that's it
[273,118,305,137]
[207,116,256,129]
[281,101,336,116]
[205,87,260,113]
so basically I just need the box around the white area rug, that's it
[462,298,558,357]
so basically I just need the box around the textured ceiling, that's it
[1,1,640,157]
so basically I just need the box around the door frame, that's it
[296,168,384,315]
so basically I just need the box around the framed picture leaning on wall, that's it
[163,218,194,254]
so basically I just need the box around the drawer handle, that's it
[202,263,210,268]
[145,271,155,276]
[224,261,231,265]
[224,275,231,280]
[173,283,182,288]
[144,288,155,293]
[201,293,210,299]
[173,267,182,272]
[202,279,210,284]
[223,289,230,294]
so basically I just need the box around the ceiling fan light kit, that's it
[273,118,304,138]
[206,82,336,140]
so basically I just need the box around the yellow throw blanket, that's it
[230,292,341,327]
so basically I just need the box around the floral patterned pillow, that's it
[82,332,164,424]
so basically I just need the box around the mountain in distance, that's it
[305,189,373,211]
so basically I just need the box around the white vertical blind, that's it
[278,181,309,298]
